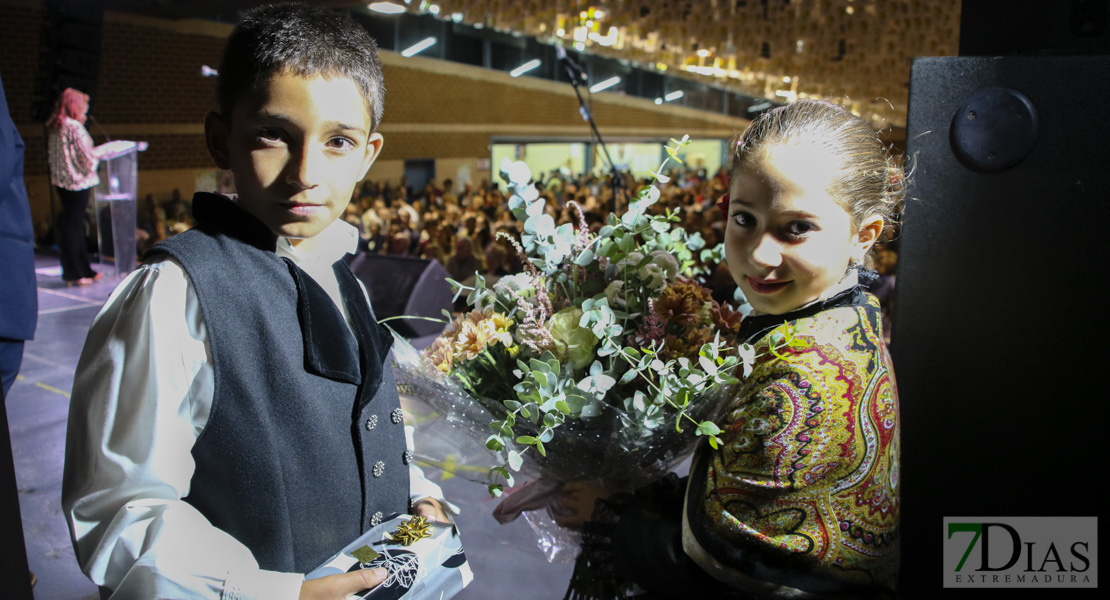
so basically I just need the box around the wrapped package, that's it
[306,514,471,599]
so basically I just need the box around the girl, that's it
[565,99,902,600]
[46,88,113,286]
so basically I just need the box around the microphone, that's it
[555,45,588,82]
[87,114,112,141]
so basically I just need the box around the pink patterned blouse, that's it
[47,116,102,191]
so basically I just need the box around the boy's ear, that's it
[854,214,884,261]
[358,133,384,182]
[204,111,232,171]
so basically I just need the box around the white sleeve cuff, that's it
[222,569,304,600]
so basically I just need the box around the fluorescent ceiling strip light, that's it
[368,2,405,14]
[510,59,541,77]
[664,90,684,101]
[589,76,621,93]
[401,37,437,57]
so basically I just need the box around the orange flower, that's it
[425,337,454,373]
[655,278,710,327]
[711,301,743,336]
[454,320,490,361]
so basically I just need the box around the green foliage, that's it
[440,135,770,494]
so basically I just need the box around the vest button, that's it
[365,415,378,430]
[370,511,383,526]
[403,449,413,465]
[373,460,385,478]
[391,407,404,424]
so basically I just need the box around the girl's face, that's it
[725,143,881,315]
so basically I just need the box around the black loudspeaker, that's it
[32,0,104,122]
[347,253,453,341]
[893,55,1109,598]
[959,0,1110,56]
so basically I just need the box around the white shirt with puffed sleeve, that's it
[62,216,452,600]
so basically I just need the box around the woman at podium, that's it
[46,87,111,286]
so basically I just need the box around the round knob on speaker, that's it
[950,87,1039,172]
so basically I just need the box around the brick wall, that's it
[1,0,747,228]
[0,2,39,125]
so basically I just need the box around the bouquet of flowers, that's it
[390,136,757,557]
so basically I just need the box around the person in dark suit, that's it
[0,72,38,597]
[0,74,38,396]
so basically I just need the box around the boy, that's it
[61,5,450,599]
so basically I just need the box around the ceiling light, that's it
[368,2,405,14]
[665,90,684,101]
[200,65,218,77]
[697,49,710,57]
[589,76,621,93]
[654,97,663,105]
[401,37,437,57]
[510,59,541,77]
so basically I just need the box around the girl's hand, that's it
[299,568,387,600]
[411,497,449,523]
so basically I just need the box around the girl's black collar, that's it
[737,269,876,344]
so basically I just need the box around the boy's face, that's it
[206,72,382,244]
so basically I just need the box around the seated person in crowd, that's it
[445,234,482,288]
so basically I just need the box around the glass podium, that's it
[93,140,146,278]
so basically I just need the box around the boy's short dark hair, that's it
[217,3,385,131]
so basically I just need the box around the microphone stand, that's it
[558,49,623,215]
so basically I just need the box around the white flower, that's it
[549,307,599,370]
[650,251,680,281]
[604,280,627,308]
[496,273,535,295]
[613,251,644,273]
[639,263,667,290]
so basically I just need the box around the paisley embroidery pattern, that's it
[703,296,899,588]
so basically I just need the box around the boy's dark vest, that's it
[147,193,410,574]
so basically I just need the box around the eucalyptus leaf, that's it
[696,420,723,437]
[580,400,602,418]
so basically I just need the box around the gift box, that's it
[306,514,471,600]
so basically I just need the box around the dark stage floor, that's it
[7,253,574,600]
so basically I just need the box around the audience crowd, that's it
[128,164,897,322]
[338,167,736,297]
